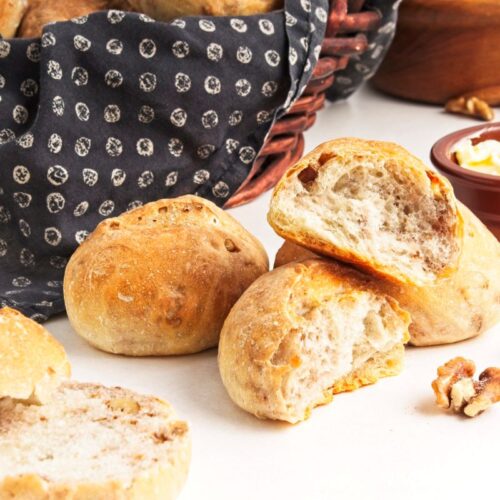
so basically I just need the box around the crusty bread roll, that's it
[124,0,283,22]
[268,138,463,287]
[18,0,110,38]
[64,195,269,356]
[218,259,410,423]
[274,238,316,268]
[0,307,70,404]
[0,381,190,499]
[0,0,27,38]
[275,204,500,346]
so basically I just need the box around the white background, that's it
[46,85,500,500]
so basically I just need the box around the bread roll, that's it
[218,259,410,423]
[274,204,500,346]
[268,138,463,287]
[0,0,27,38]
[0,307,70,404]
[274,238,316,268]
[0,381,190,499]
[124,0,283,22]
[64,195,269,356]
[17,0,110,38]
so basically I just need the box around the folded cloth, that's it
[0,0,328,321]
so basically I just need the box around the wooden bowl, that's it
[431,122,500,240]
[372,0,500,104]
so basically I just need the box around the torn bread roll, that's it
[268,138,463,287]
[218,259,410,423]
[0,307,70,404]
[274,204,500,346]
[0,382,191,499]
[64,195,269,356]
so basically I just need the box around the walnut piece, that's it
[445,96,495,122]
[464,368,500,417]
[432,358,499,417]
[431,357,475,409]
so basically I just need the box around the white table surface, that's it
[46,84,499,500]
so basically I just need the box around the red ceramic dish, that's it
[431,123,500,240]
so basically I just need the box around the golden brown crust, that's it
[17,0,110,38]
[274,202,500,346]
[0,0,27,38]
[64,195,269,356]
[268,138,463,287]
[0,461,190,500]
[218,259,410,423]
[274,239,316,268]
[0,307,70,403]
[125,0,283,21]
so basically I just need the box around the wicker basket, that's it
[225,0,381,208]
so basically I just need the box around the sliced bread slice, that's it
[0,381,191,500]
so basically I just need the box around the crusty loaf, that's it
[274,203,500,346]
[0,0,27,38]
[218,259,410,423]
[64,195,269,356]
[124,0,283,21]
[0,307,70,404]
[268,138,463,287]
[0,381,190,500]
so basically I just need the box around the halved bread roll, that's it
[268,138,462,286]
[0,307,70,404]
[218,259,410,423]
[274,204,500,346]
[0,382,190,499]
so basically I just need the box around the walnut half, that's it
[431,358,500,417]
[445,96,495,122]
[431,357,475,409]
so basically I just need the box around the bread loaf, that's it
[218,259,410,423]
[274,204,500,346]
[0,307,70,404]
[268,138,463,287]
[0,381,191,499]
[64,195,269,356]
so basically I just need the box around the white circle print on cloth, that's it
[0,0,331,320]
